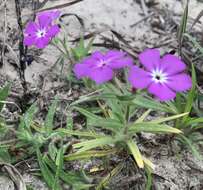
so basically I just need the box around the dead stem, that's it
[14,0,28,93]
[0,0,7,67]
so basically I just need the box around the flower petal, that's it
[148,83,176,101]
[37,14,52,28]
[109,57,133,69]
[105,50,126,59]
[23,36,36,46]
[47,25,60,38]
[161,54,186,75]
[138,49,161,71]
[35,37,50,48]
[37,10,60,20]
[91,51,104,60]
[166,74,192,92]
[73,63,90,79]
[89,67,113,84]
[24,22,38,34]
[128,66,152,89]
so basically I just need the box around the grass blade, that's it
[182,63,197,123]
[127,139,144,168]
[96,163,123,190]
[177,0,189,54]
[184,33,203,55]
[179,135,202,160]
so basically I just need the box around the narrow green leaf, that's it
[66,113,73,130]
[177,0,188,53]
[184,33,203,55]
[88,118,123,131]
[58,128,104,138]
[191,125,203,131]
[182,63,197,123]
[64,149,117,161]
[179,135,202,160]
[0,148,11,163]
[70,91,115,106]
[48,142,58,161]
[145,166,152,190]
[36,148,55,188]
[185,117,203,126]
[73,137,116,153]
[129,123,182,134]
[71,37,94,61]
[86,37,94,52]
[143,156,155,171]
[150,112,188,124]
[127,139,144,168]
[45,98,58,134]
[74,106,102,120]
[132,96,177,113]
[75,106,123,131]
[43,155,91,188]
[0,83,11,112]
[135,109,151,123]
[53,148,63,190]
[24,103,38,130]
[96,163,123,190]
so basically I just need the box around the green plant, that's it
[59,84,186,169]
[16,98,91,190]
[171,0,203,160]
[0,84,11,162]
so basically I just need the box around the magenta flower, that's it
[73,50,133,84]
[23,10,60,49]
[128,49,192,101]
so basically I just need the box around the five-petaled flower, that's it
[73,50,133,84]
[23,10,60,49]
[128,49,192,101]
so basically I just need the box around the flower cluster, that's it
[23,10,60,49]
[74,49,192,101]
[73,50,133,84]
[23,9,192,102]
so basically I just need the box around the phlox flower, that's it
[128,49,192,101]
[73,50,133,84]
[23,10,60,49]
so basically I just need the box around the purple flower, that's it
[128,49,192,101]
[73,50,133,84]
[23,10,60,49]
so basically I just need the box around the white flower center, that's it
[151,68,168,84]
[97,59,109,67]
[36,28,47,38]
